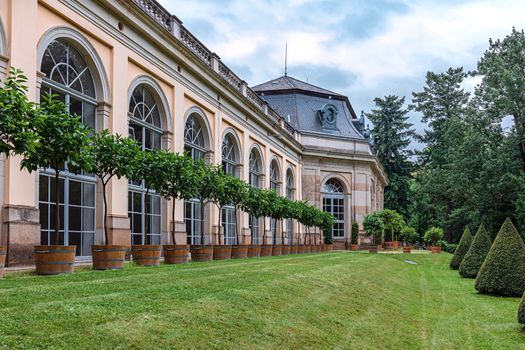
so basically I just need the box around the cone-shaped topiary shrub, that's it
[475,218,525,296]
[518,291,525,324]
[450,227,472,270]
[458,225,491,278]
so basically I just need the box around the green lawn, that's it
[0,252,524,349]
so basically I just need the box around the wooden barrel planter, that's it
[304,245,312,253]
[260,245,273,257]
[231,245,248,259]
[384,241,395,250]
[350,244,359,251]
[402,246,412,254]
[213,245,232,260]
[368,245,379,253]
[0,245,6,278]
[325,244,333,252]
[91,245,127,270]
[34,245,76,275]
[430,246,441,253]
[247,245,261,258]
[315,244,322,252]
[290,246,298,254]
[281,245,290,255]
[163,245,189,264]
[190,245,213,262]
[272,245,282,256]
[131,245,161,266]
[298,245,306,254]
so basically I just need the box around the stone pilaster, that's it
[107,215,130,247]
[2,205,40,266]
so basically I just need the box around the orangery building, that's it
[0,0,386,266]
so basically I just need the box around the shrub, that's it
[351,222,359,245]
[459,224,491,278]
[377,209,405,242]
[449,227,473,270]
[363,213,384,245]
[518,290,525,324]
[440,240,458,254]
[475,218,525,296]
[424,227,444,246]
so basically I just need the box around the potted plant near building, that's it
[240,186,264,258]
[266,190,283,256]
[152,152,197,264]
[208,167,233,261]
[424,227,444,253]
[21,93,92,275]
[0,68,41,276]
[363,213,385,253]
[226,177,248,259]
[400,226,418,253]
[378,209,405,250]
[190,161,217,262]
[322,211,334,251]
[350,222,360,250]
[86,131,140,269]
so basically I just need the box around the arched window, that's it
[128,84,163,245]
[285,169,295,244]
[269,159,280,243]
[39,39,97,257]
[322,179,345,239]
[221,133,239,244]
[249,147,263,244]
[184,114,208,244]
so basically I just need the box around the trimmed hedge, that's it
[449,227,472,270]
[518,292,525,324]
[458,225,491,278]
[475,218,525,296]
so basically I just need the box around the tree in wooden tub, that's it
[21,92,92,275]
[85,130,141,270]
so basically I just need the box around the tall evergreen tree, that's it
[366,95,414,217]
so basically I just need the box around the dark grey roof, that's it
[252,75,344,97]
[253,75,364,139]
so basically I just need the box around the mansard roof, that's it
[252,75,366,140]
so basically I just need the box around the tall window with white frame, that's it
[248,148,263,244]
[184,115,206,244]
[285,169,295,244]
[128,84,162,245]
[322,179,345,239]
[269,160,280,244]
[221,134,238,244]
[39,39,97,257]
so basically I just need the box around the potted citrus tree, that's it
[240,186,264,257]
[424,227,444,253]
[400,226,418,253]
[225,177,248,259]
[87,131,140,269]
[378,209,405,250]
[350,222,360,250]
[363,213,384,253]
[321,211,334,251]
[208,168,234,260]
[0,68,41,276]
[151,152,197,264]
[21,92,92,275]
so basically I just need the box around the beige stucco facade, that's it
[0,0,386,265]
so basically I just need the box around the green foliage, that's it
[363,213,384,245]
[377,209,405,241]
[366,95,414,217]
[351,222,359,245]
[518,289,525,324]
[399,226,418,245]
[475,218,525,296]
[439,241,457,254]
[0,68,40,156]
[459,225,491,278]
[85,131,141,244]
[423,227,444,246]
[449,228,472,270]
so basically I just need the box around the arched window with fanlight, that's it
[269,159,280,244]
[285,169,295,244]
[38,39,97,257]
[128,84,163,245]
[322,178,345,239]
[221,133,239,244]
[249,147,263,244]
[184,114,207,244]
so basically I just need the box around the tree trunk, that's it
[262,217,266,245]
[54,168,60,245]
[281,219,284,245]
[234,206,240,245]
[217,205,222,245]
[200,201,205,245]
[171,197,177,245]
[102,180,109,245]
[290,220,293,245]
[144,188,150,245]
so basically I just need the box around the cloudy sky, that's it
[157,0,523,136]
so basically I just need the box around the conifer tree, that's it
[475,219,525,296]
[458,225,491,278]
[366,95,414,217]
[450,227,472,270]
